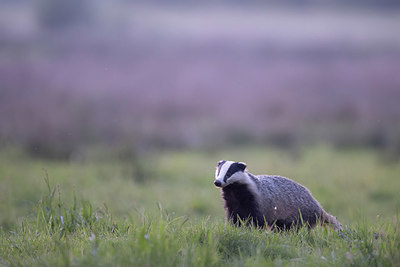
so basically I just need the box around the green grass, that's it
[1,145,400,265]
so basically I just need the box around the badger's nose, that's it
[214,180,222,187]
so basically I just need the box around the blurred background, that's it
[1,0,400,227]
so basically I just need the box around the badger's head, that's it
[214,160,247,188]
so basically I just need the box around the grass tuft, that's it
[35,170,111,238]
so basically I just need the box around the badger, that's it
[214,160,342,230]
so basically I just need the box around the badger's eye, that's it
[225,169,234,179]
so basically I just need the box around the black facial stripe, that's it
[223,162,245,182]
[216,160,227,176]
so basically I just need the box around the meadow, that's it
[1,2,400,266]
[1,145,399,266]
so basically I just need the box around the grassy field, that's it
[1,145,399,266]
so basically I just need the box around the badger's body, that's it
[214,160,342,230]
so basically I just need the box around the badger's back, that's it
[252,174,325,229]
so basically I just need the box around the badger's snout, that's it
[214,180,222,187]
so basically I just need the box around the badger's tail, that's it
[321,211,343,231]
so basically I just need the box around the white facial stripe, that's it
[215,161,226,178]
[215,161,225,177]
[215,161,234,181]
[215,161,254,190]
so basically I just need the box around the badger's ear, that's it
[237,162,247,171]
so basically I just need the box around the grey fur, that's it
[215,161,342,230]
